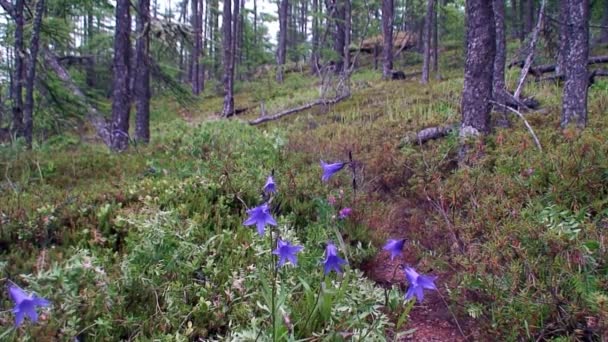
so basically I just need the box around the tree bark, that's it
[23,0,45,148]
[310,0,320,73]
[222,0,234,116]
[493,0,506,96]
[561,0,589,127]
[510,0,518,38]
[523,0,533,37]
[333,0,346,71]
[555,0,569,77]
[135,0,151,143]
[110,0,132,151]
[11,0,24,138]
[343,0,351,74]
[599,0,608,44]
[277,0,288,82]
[461,0,495,134]
[43,51,111,145]
[191,0,202,94]
[421,0,435,83]
[432,1,439,77]
[382,0,394,79]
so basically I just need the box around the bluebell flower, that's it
[404,267,437,302]
[323,242,347,274]
[338,207,352,219]
[243,203,277,236]
[320,161,346,182]
[9,285,51,327]
[383,239,406,261]
[273,239,303,267]
[263,175,277,194]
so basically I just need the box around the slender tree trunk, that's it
[135,0,151,143]
[85,10,96,87]
[461,0,495,134]
[432,1,439,77]
[382,0,394,79]
[222,0,234,116]
[110,0,132,151]
[11,0,24,137]
[253,0,258,46]
[23,0,45,148]
[421,0,435,83]
[332,0,346,72]
[310,0,320,73]
[523,0,533,37]
[191,0,203,94]
[556,0,568,75]
[561,0,589,127]
[510,0,518,38]
[277,0,288,82]
[518,0,525,41]
[343,0,351,74]
[493,0,506,96]
[600,0,608,44]
[200,0,206,90]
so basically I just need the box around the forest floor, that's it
[3,46,608,340]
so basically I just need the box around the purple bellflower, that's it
[273,239,304,267]
[320,161,346,182]
[338,207,352,219]
[9,285,51,327]
[323,243,347,274]
[243,203,277,236]
[383,239,406,261]
[263,175,277,194]
[404,267,437,302]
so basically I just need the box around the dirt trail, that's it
[361,200,475,341]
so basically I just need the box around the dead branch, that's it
[43,50,112,146]
[398,124,458,147]
[491,100,542,152]
[248,94,349,126]
[513,0,546,100]
[509,55,608,76]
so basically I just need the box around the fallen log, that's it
[535,69,608,86]
[509,55,608,76]
[43,50,112,146]
[249,94,349,125]
[398,124,458,147]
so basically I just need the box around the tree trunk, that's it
[343,0,351,74]
[233,0,240,77]
[556,0,568,76]
[222,0,234,116]
[518,0,525,41]
[432,1,439,77]
[23,0,45,149]
[561,0,589,127]
[135,0,151,143]
[277,0,288,82]
[523,0,533,37]
[85,10,96,87]
[110,0,132,151]
[600,0,608,44]
[310,0,320,73]
[382,0,394,79]
[191,0,202,94]
[510,0,518,38]
[493,0,506,96]
[200,0,206,90]
[461,0,495,134]
[333,0,346,71]
[11,0,24,137]
[421,0,435,83]
[254,0,258,46]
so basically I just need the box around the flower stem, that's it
[437,290,466,339]
[269,230,277,341]
[302,273,325,333]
